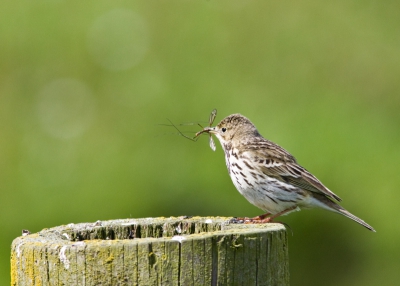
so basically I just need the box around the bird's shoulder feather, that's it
[240,138,342,202]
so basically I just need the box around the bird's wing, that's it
[243,140,342,202]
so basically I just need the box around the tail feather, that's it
[311,194,376,232]
[336,208,376,232]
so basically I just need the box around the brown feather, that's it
[243,140,342,202]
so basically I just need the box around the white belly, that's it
[225,151,307,215]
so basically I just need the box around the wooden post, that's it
[11,216,289,285]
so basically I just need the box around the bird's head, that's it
[196,113,261,146]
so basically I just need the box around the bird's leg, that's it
[231,206,298,224]
[255,206,298,223]
[252,212,271,220]
[229,212,271,224]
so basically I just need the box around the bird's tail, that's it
[335,207,376,232]
[312,194,376,232]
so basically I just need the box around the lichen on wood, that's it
[11,216,289,285]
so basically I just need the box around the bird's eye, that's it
[221,127,227,132]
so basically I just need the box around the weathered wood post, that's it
[11,216,289,285]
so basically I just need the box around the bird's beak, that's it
[195,126,216,137]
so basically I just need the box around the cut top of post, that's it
[11,216,289,286]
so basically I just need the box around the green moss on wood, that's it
[11,216,289,285]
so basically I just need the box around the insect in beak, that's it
[194,109,217,151]
[167,109,218,151]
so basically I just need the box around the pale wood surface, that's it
[11,216,289,285]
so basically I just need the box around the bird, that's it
[196,113,375,232]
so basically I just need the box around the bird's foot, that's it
[229,217,292,233]
[230,213,272,224]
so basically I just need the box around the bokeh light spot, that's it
[36,78,96,139]
[87,9,149,71]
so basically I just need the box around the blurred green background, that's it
[1,0,399,285]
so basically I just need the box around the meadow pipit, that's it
[196,112,375,231]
